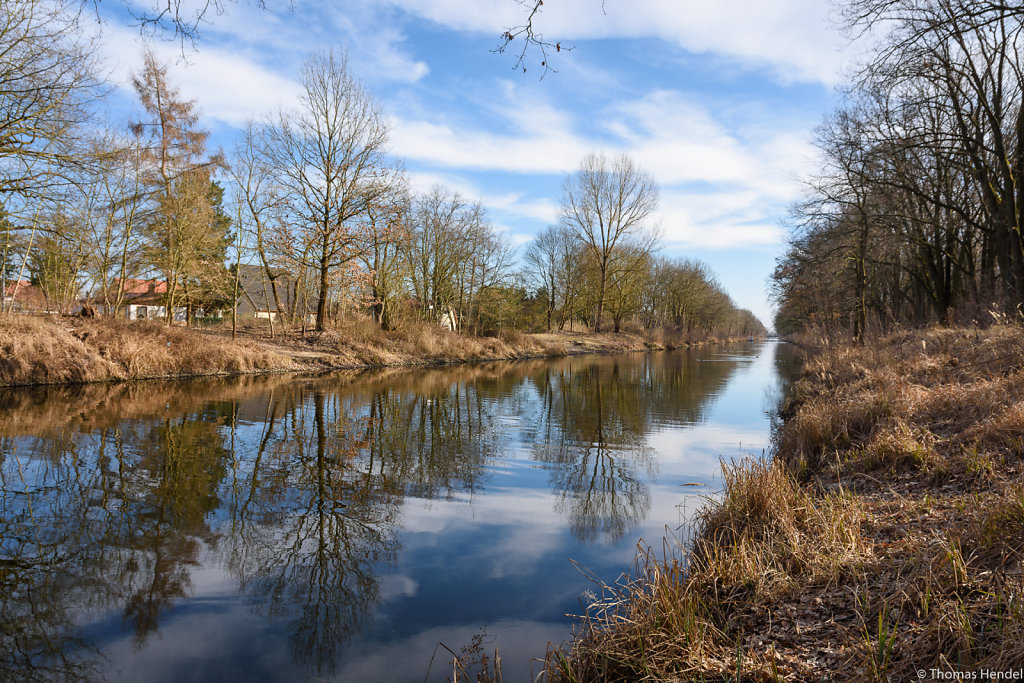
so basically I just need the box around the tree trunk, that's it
[593,263,607,333]
[316,254,329,332]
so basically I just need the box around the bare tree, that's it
[559,153,659,333]
[524,225,563,331]
[356,185,409,331]
[494,0,571,77]
[0,0,101,201]
[844,0,1024,308]
[403,185,471,325]
[93,133,149,317]
[774,1,1024,334]
[554,226,582,330]
[602,244,652,333]
[231,121,288,326]
[263,49,396,332]
[80,0,270,46]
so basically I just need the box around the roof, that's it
[124,293,166,305]
[115,278,168,295]
[3,281,48,309]
[3,280,31,296]
[237,264,295,312]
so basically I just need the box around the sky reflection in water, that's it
[0,342,799,681]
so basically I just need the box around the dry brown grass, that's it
[0,359,577,438]
[248,317,658,368]
[1,314,756,388]
[0,315,292,386]
[548,459,871,681]
[545,325,1024,681]
[298,318,566,366]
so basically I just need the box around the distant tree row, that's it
[773,1,1024,337]
[0,0,761,340]
[524,224,761,337]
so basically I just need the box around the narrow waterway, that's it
[0,341,799,681]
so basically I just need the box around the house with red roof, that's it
[105,279,185,321]
[2,280,49,313]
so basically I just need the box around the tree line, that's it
[0,0,762,339]
[773,0,1024,337]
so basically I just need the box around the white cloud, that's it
[389,117,587,174]
[614,91,817,195]
[385,0,848,85]
[101,23,303,126]
[99,2,822,253]
[484,193,560,224]
[401,172,559,226]
[319,6,431,84]
[394,87,812,249]
[378,573,420,600]
[656,190,787,249]
[659,216,785,250]
[101,0,430,130]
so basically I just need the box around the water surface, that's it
[0,341,798,681]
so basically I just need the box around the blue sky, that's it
[95,0,859,327]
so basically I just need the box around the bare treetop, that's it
[560,153,659,332]
[0,0,103,200]
[80,0,271,46]
[261,48,398,331]
[561,153,659,252]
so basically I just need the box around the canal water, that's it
[0,341,799,681]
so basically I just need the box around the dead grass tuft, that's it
[275,317,657,368]
[548,458,870,681]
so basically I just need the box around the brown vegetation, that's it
[0,316,290,386]
[235,316,738,369]
[0,359,570,437]
[0,315,746,387]
[546,325,1024,681]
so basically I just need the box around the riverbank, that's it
[547,325,1024,680]
[0,315,732,387]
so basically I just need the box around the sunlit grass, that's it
[0,315,289,385]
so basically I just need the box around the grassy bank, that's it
[0,315,732,387]
[546,325,1024,681]
[0,316,293,386]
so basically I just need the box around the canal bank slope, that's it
[0,315,729,387]
[547,325,1024,681]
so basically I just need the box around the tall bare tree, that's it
[403,185,469,325]
[231,121,288,324]
[356,184,409,331]
[845,0,1024,308]
[263,49,395,331]
[560,153,659,332]
[774,1,1024,334]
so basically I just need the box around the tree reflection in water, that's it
[0,346,767,680]
[524,353,743,543]
[221,388,400,675]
